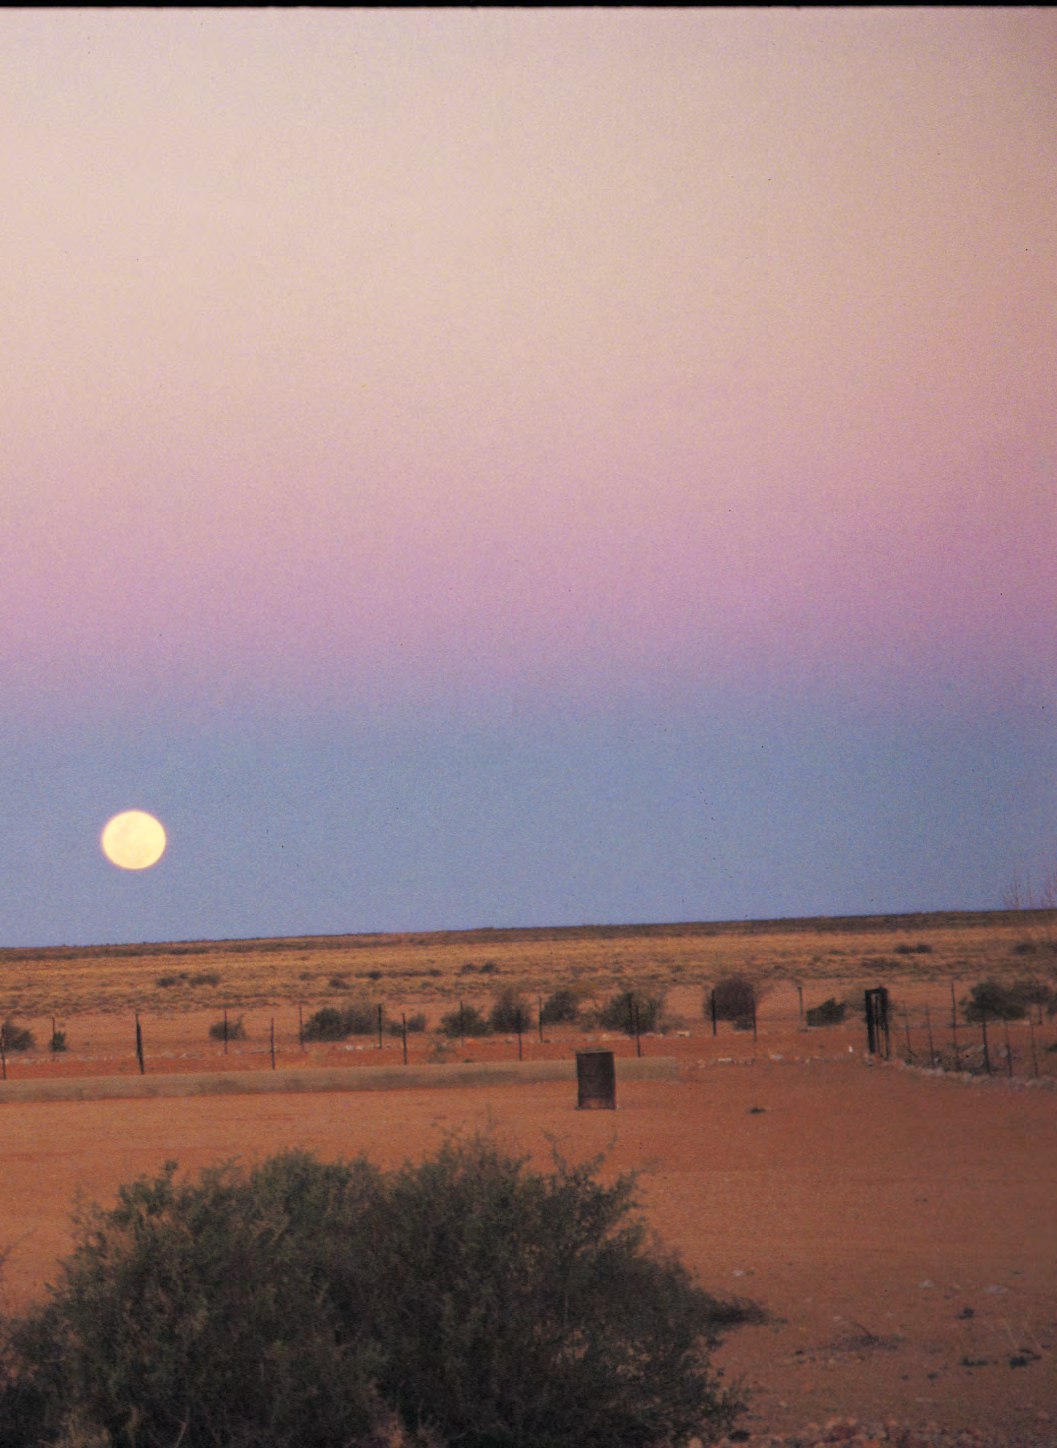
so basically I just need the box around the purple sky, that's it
[1,10,1054,946]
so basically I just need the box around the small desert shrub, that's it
[597,989,665,1034]
[302,1000,383,1041]
[386,1013,427,1036]
[328,974,350,990]
[488,987,529,1033]
[540,987,580,1025]
[708,974,758,1027]
[207,1015,246,1041]
[961,979,1027,1023]
[189,971,220,987]
[1010,977,1054,1019]
[0,1142,755,1448]
[894,942,932,955]
[0,1018,34,1052]
[365,968,383,981]
[301,1006,346,1041]
[439,1003,491,1038]
[805,997,847,1026]
[479,959,498,974]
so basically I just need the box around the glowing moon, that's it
[101,810,167,870]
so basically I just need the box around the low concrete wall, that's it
[0,1055,678,1104]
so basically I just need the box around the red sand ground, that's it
[0,1026,1054,1444]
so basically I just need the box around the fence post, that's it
[298,1004,304,1051]
[924,1003,935,1067]
[222,1007,229,1054]
[950,981,961,1070]
[538,995,544,1042]
[797,982,804,1026]
[751,993,757,1048]
[980,1010,991,1074]
[377,1004,383,1050]
[902,1004,913,1062]
[270,1017,276,1070]
[710,989,717,1036]
[402,1012,408,1065]
[516,1007,523,1061]
[135,1012,145,1075]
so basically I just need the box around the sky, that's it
[1,8,1054,947]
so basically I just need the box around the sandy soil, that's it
[0,1028,1053,1445]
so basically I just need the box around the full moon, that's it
[101,810,167,870]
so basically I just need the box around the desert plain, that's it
[0,909,1054,1445]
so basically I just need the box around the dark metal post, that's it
[402,1012,408,1065]
[377,1004,383,1049]
[270,1017,276,1070]
[516,1007,523,1061]
[135,1013,145,1075]
[538,995,544,1042]
[298,1004,304,1051]
[981,1010,991,1074]
[902,1004,913,1061]
[797,982,804,1026]
[751,993,757,1048]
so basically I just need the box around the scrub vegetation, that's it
[0,1140,756,1448]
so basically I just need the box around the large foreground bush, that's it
[0,1141,755,1448]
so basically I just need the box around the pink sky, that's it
[2,9,1052,723]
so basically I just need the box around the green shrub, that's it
[597,990,665,1034]
[301,1000,382,1042]
[386,1013,427,1037]
[0,1142,757,1448]
[805,997,847,1026]
[488,987,529,1033]
[439,1003,491,1038]
[300,1006,347,1041]
[961,980,1027,1023]
[0,1018,33,1052]
[207,1015,246,1042]
[708,975,758,1026]
[540,987,580,1025]
[339,998,383,1036]
[357,1138,753,1448]
[0,1156,384,1448]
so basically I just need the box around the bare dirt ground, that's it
[1,913,1054,1443]
[0,1029,1053,1444]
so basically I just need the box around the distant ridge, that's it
[1,906,1051,961]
